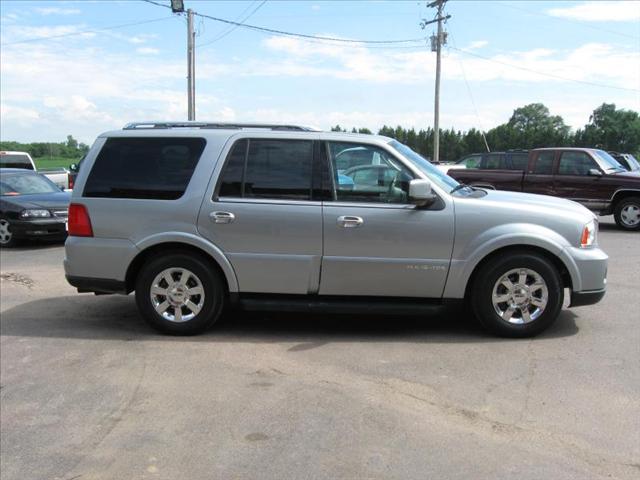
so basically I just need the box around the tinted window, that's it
[84,137,205,200]
[329,141,414,204]
[0,154,34,170]
[218,139,247,197]
[510,153,529,170]
[533,152,554,174]
[458,155,481,168]
[558,151,598,176]
[244,140,313,200]
[484,153,505,169]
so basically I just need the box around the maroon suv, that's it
[445,148,640,231]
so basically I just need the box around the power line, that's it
[449,45,640,93]
[198,0,268,48]
[140,0,426,45]
[0,16,174,46]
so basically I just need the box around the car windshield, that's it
[623,154,640,171]
[388,140,461,193]
[0,173,60,196]
[593,150,626,171]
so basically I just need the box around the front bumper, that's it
[570,289,606,307]
[10,218,67,239]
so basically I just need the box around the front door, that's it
[197,137,322,294]
[554,150,611,210]
[319,141,455,298]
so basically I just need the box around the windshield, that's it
[388,140,460,192]
[592,150,626,171]
[624,154,640,171]
[0,173,60,196]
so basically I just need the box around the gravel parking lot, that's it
[1,217,638,480]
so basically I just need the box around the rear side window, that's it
[84,137,206,200]
[533,152,554,174]
[510,153,529,170]
[217,139,313,201]
[483,153,506,169]
[0,154,34,170]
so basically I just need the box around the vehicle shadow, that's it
[2,238,66,251]
[0,295,579,344]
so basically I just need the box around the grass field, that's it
[33,157,81,170]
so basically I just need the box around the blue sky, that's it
[1,0,639,143]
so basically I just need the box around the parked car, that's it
[452,150,529,169]
[65,122,607,338]
[608,152,640,172]
[0,169,70,247]
[0,150,73,190]
[443,148,640,231]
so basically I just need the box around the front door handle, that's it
[337,215,364,228]
[210,211,235,224]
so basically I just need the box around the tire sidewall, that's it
[135,253,225,335]
[471,253,563,338]
[614,197,640,231]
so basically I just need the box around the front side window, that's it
[510,153,529,170]
[484,153,505,169]
[558,151,598,176]
[458,155,481,168]
[328,142,414,204]
[84,137,206,200]
[217,139,313,201]
[533,152,554,174]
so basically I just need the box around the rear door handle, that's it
[210,211,235,224]
[337,215,364,228]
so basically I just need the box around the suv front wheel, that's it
[470,253,563,338]
[135,252,225,335]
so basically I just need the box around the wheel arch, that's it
[463,245,573,302]
[125,234,238,294]
[611,189,640,206]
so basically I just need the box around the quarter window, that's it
[84,137,206,200]
[558,151,598,176]
[328,142,414,204]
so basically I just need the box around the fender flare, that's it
[134,232,239,292]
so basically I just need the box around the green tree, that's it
[574,103,640,153]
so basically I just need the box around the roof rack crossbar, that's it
[123,122,318,132]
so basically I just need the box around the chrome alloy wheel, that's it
[491,268,549,325]
[150,267,205,323]
[620,204,640,227]
[0,219,12,245]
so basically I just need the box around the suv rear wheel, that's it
[135,253,225,335]
[470,253,563,338]
[613,196,640,231]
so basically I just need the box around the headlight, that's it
[20,209,51,218]
[580,219,597,248]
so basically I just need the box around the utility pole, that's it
[187,8,195,120]
[422,1,450,163]
[170,0,195,120]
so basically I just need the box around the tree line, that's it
[332,103,640,161]
[0,135,89,160]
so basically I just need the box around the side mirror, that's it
[588,168,603,177]
[69,163,78,173]
[409,179,436,207]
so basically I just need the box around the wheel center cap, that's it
[168,285,186,304]
[512,286,529,305]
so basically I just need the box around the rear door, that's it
[523,150,556,196]
[197,137,323,295]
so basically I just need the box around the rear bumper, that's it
[66,275,127,294]
[570,289,606,307]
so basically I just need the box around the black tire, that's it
[0,218,19,248]
[470,252,563,338]
[613,196,640,231]
[135,252,225,335]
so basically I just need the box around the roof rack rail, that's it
[122,121,320,132]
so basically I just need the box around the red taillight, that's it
[68,172,74,190]
[68,203,93,237]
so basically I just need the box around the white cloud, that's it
[547,1,640,22]
[34,7,81,16]
[136,47,160,55]
[311,5,321,11]
[467,40,488,50]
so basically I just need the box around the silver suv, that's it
[64,122,608,337]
